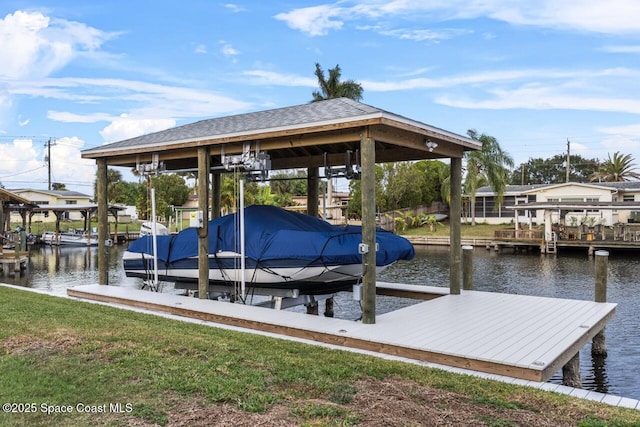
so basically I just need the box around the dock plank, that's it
[67,284,616,382]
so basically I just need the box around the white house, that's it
[471,182,640,226]
[9,189,92,223]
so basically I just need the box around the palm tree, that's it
[311,63,363,102]
[464,130,514,226]
[590,152,640,182]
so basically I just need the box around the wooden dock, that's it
[0,251,28,274]
[68,284,616,382]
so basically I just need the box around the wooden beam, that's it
[197,147,210,299]
[361,135,376,324]
[96,158,108,285]
[450,157,462,295]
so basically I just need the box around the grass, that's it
[1,286,639,426]
[401,221,519,238]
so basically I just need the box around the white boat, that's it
[41,231,98,246]
[123,205,415,295]
[140,222,169,236]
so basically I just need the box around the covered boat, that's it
[123,205,414,294]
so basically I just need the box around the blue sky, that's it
[1,1,639,194]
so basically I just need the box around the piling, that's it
[562,352,581,388]
[592,250,608,356]
[324,297,334,318]
[306,301,319,315]
[462,245,473,290]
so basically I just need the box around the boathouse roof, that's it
[81,97,479,170]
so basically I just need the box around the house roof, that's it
[81,97,479,171]
[10,189,91,198]
[476,181,640,196]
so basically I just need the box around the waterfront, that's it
[2,244,639,400]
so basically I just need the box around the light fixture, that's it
[425,139,438,152]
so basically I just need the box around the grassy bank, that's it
[1,286,638,427]
[402,221,517,238]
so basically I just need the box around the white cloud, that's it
[0,10,119,79]
[224,4,246,13]
[274,5,345,36]
[275,1,640,36]
[220,42,240,56]
[601,45,640,53]
[0,139,42,177]
[242,70,317,86]
[194,43,207,54]
[436,85,640,114]
[50,136,97,185]
[99,115,176,143]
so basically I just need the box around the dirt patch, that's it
[345,378,573,426]
[104,378,585,426]
[1,328,81,355]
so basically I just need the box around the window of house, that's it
[623,195,635,202]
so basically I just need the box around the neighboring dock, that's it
[0,251,28,275]
[68,283,615,383]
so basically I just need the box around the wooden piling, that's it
[462,245,473,290]
[592,250,608,356]
[324,297,334,318]
[449,157,461,295]
[361,135,377,323]
[562,352,581,388]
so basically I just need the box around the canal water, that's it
[2,244,639,400]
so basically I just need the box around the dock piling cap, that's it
[594,250,609,257]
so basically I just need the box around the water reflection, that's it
[2,244,639,400]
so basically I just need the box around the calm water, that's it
[3,244,639,400]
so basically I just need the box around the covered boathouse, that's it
[77,98,616,385]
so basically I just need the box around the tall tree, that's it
[590,152,640,182]
[465,130,514,226]
[311,63,363,102]
[511,154,599,184]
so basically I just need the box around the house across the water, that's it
[470,182,640,226]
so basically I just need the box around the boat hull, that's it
[41,232,98,246]
[123,251,378,294]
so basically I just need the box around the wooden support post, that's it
[462,245,473,290]
[211,173,221,219]
[592,250,608,357]
[361,135,376,324]
[96,158,108,285]
[324,297,334,318]
[307,167,319,218]
[450,157,462,295]
[197,147,210,299]
[305,301,319,315]
[562,352,581,388]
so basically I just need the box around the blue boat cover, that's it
[127,205,415,267]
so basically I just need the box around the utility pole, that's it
[566,138,570,183]
[46,138,52,191]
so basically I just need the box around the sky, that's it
[1,1,640,195]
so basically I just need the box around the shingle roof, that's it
[82,97,475,155]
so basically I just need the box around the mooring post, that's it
[592,250,608,356]
[449,157,462,295]
[462,245,473,290]
[306,301,319,315]
[562,352,581,388]
[324,297,334,318]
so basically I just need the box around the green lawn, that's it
[1,286,638,426]
[401,221,521,238]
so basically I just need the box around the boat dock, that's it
[68,283,615,383]
[0,251,28,275]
